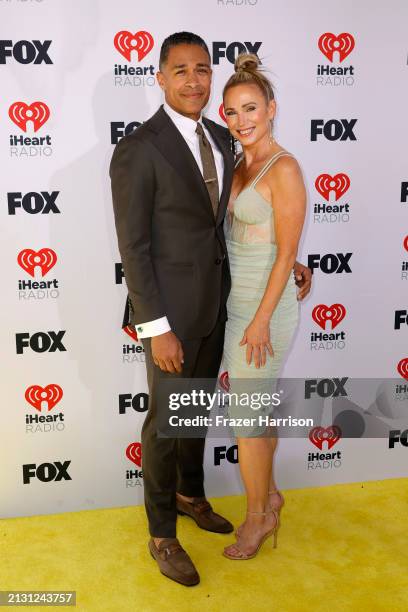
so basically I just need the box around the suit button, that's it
[215,258,222,265]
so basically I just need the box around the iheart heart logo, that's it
[309,425,342,450]
[126,442,142,467]
[312,304,346,330]
[17,248,57,278]
[25,384,63,412]
[114,30,154,62]
[123,325,138,342]
[219,370,230,392]
[315,173,350,202]
[403,236,408,253]
[219,103,227,123]
[9,101,50,133]
[397,358,408,381]
[318,33,355,62]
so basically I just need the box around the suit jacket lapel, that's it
[149,106,235,225]
[149,106,214,219]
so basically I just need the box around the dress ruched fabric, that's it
[223,151,299,436]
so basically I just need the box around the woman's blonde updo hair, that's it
[223,52,275,103]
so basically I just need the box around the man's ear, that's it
[156,71,165,90]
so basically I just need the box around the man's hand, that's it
[151,331,184,374]
[293,261,312,301]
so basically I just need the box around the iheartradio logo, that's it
[114,30,154,62]
[312,304,346,330]
[403,236,408,253]
[397,358,408,381]
[25,384,63,412]
[315,173,350,202]
[123,325,138,342]
[17,248,57,278]
[318,33,355,63]
[219,370,230,392]
[219,103,227,123]
[9,101,50,133]
[126,442,142,467]
[309,425,342,450]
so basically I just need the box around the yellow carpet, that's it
[1,479,408,612]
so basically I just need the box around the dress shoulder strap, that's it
[251,151,294,187]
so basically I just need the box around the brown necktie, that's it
[195,122,219,218]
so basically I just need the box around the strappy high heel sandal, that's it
[223,509,280,560]
[235,489,284,537]
[268,488,285,514]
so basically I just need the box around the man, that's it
[110,32,311,586]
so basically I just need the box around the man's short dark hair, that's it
[159,32,210,69]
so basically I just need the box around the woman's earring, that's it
[269,120,275,146]
[233,136,242,157]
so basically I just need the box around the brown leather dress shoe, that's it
[176,496,234,534]
[148,538,200,587]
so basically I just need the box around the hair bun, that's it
[224,52,274,103]
[234,52,260,74]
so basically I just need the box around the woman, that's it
[222,53,306,560]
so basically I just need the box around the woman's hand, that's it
[239,318,274,368]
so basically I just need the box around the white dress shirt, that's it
[134,102,225,339]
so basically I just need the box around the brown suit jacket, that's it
[110,105,235,339]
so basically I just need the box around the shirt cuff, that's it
[135,316,171,338]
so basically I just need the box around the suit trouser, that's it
[141,318,225,538]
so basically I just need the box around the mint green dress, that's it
[223,151,299,436]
